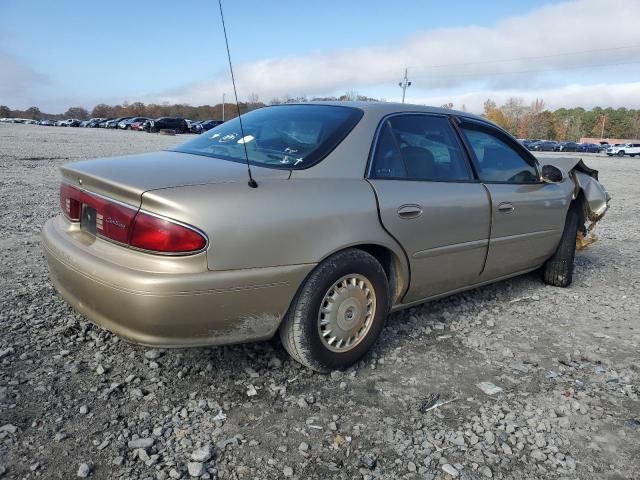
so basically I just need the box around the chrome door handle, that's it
[397,204,423,219]
[498,202,514,213]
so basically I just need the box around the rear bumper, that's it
[41,216,314,347]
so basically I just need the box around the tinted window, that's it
[371,115,471,181]
[461,124,538,183]
[173,105,362,169]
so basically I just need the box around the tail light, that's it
[58,183,206,254]
[130,212,206,253]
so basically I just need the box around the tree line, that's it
[480,98,640,141]
[3,94,639,140]
[0,101,264,123]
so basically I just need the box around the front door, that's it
[368,114,491,303]
[458,121,573,280]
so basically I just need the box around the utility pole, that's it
[398,68,411,104]
[222,93,226,121]
[600,114,607,139]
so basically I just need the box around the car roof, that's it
[276,101,486,122]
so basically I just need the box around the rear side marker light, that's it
[58,182,206,254]
[60,183,81,220]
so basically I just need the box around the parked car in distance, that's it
[85,118,105,128]
[58,119,81,127]
[39,119,55,126]
[519,139,540,148]
[191,119,224,134]
[118,117,150,130]
[554,141,580,152]
[130,121,146,131]
[606,143,640,157]
[94,118,112,128]
[578,143,602,153]
[188,120,203,133]
[143,117,189,133]
[528,140,558,152]
[105,117,130,129]
[42,103,610,372]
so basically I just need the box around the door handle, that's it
[498,202,514,213]
[397,204,423,219]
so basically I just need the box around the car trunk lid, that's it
[60,150,290,206]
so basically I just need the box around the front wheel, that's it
[617,151,625,157]
[280,249,390,372]
[543,207,579,287]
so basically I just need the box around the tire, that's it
[543,207,579,287]
[280,249,390,372]
[617,151,625,157]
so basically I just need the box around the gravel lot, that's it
[1,123,638,480]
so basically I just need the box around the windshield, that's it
[171,104,363,169]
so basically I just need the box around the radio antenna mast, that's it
[218,0,257,188]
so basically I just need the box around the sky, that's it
[1,0,640,113]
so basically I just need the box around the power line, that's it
[407,44,640,70]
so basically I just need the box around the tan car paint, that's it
[369,180,491,302]
[42,216,314,346]
[479,181,573,280]
[42,102,608,348]
[60,150,290,206]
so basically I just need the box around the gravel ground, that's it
[1,123,638,480]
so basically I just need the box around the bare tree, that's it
[501,97,527,135]
[247,93,260,110]
[64,107,89,120]
[25,106,42,120]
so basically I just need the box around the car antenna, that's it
[218,0,257,188]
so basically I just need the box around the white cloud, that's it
[0,49,49,103]
[151,0,640,108]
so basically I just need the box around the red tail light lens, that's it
[58,182,206,254]
[130,212,206,253]
[60,184,81,220]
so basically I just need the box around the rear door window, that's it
[370,114,472,181]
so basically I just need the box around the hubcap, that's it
[318,274,376,352]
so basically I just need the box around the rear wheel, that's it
[280,249,390,372]
[543,207,579,287]
[617,150,625,157]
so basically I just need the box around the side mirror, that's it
[540,164,565,184]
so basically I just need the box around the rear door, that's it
[367,114,491,303]
[458,120,571,280]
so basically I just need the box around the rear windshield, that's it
[171,104,363,169]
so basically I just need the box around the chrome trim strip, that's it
[489,229,560,246]
[412,238,488,259]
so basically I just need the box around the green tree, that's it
[0,105,11,118]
